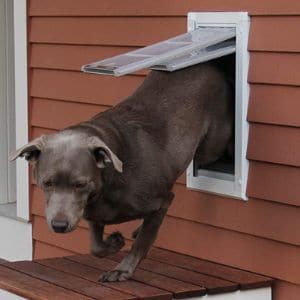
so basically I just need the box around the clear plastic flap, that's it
[151,39,235,71]
[82,27,235,76]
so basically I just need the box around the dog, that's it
[10,58,234,282]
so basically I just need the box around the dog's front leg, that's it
[89,222,125,258]
[100,193,173,282]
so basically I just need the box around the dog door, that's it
[81,12,250,200]
[186,12,250,200]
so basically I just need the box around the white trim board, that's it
[0,286,272,300]
[0,289,27,300]
[0,0,32,261]
[0,215,32,261]
[179,287,271,300]
[0,0,15,205]
[13,0,29,220]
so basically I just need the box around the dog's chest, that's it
[83,194,143,224]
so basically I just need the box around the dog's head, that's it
[9,131,123,233]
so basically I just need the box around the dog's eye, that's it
[74,182,87,189]
[44,181,54,188]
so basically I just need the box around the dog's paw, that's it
[90,232,125,258]
[106,231,125,252]
[99,269,132,282]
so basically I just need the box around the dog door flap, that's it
[151,39,235,71]
[81,27,235,76]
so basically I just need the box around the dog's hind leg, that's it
[89,222,125,258]
[100,192,174,282]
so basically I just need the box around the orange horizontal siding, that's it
[34,241,75,259]
[248,123,300,167]
[29,16,300,52]
[273,281,300,300]
[248,84,300,127]
[29,0,300,16]
[247,161,300,206]
[249,16,300,52]
[31,69,143,106]
[30,17,186,47]
[249,52,300,86]
[31,98,108,130]
[171,184,300,246]
[30,44,137,72]
[31,126,56,138]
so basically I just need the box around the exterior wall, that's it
[28,1,300,299]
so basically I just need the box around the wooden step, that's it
[0,248,274,299]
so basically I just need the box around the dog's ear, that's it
[9,135,47,163]
[88,137,123,173]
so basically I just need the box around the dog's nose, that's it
[51,220,69,233]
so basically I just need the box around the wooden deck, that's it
[0,248,274,299]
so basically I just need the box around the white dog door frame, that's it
[186,12,250,200]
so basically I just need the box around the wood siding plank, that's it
[30,16,300,52]
[31,97,108,130]
[34,240,75,259]
[273,281,300,300]
[31,69,143,106]
[249,16,300,52]
[247,161,300,206]
[170,184,300,246]
[248,123,300,167]
[248,84,300,127]
[30,17,186,47]
[29,0,300,16]
[249,52,300,86]
[30,44,137,72]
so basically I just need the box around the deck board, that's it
[0,264,92,299]
[148,248,274,290]
[0,248,274,299]
[68,254,206,298]
[38,257,172,300]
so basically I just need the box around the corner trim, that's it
[13,0,29,220]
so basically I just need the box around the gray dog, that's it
[10,60,233,282]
